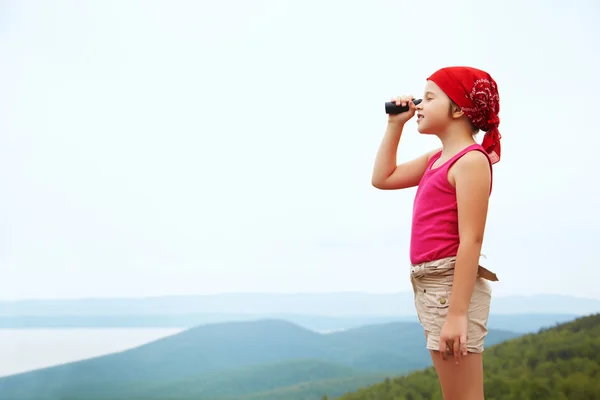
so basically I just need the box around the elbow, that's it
[371,177,386,189]
[371,170,392,189]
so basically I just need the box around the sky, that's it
[0,0,598,300]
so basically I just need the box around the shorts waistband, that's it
[411,256,499,281]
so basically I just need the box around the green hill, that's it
[335,313,600,400]
[96,359,388,400]
[0,319,519,400]
[231,373,388,400]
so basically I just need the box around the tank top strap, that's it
[426,149,443,170]
[430,143,488,173]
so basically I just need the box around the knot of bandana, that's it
[427,67,502,164]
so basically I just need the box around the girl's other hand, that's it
[439,313,469,364]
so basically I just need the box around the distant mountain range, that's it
[2,293,599,316]
[0,313,581,334]
[0,292,596,332]
[0,319,520,400]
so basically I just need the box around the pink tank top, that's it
[409,143,492,265]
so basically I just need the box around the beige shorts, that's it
[410,256,497,354]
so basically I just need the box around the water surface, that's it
[0,328,184,377]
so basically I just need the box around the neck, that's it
[437,125,476,157]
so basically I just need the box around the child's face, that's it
[416,80,453,135]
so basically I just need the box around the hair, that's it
[449,100,479,135]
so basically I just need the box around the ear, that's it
[451,102,465,119]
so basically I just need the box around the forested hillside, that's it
[335,313,600,400]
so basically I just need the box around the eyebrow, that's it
[425,91,436,97]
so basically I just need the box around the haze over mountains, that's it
[2,292,597,316]
[0,312,581,335]
[0,293,600,332]
[0,292,596,333]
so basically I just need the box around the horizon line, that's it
[0,291,597,303]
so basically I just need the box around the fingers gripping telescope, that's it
[385,98,422,114]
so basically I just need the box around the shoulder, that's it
[449,149,491,187]
[455,149,491,172]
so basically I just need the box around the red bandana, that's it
[427,66,502,164]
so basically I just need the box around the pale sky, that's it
[0,0,598,300]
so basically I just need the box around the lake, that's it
[0,328,184,377]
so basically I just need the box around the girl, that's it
[371,66,501,400]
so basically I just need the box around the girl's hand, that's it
[388,95,417,126]
[439,313,469,364]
